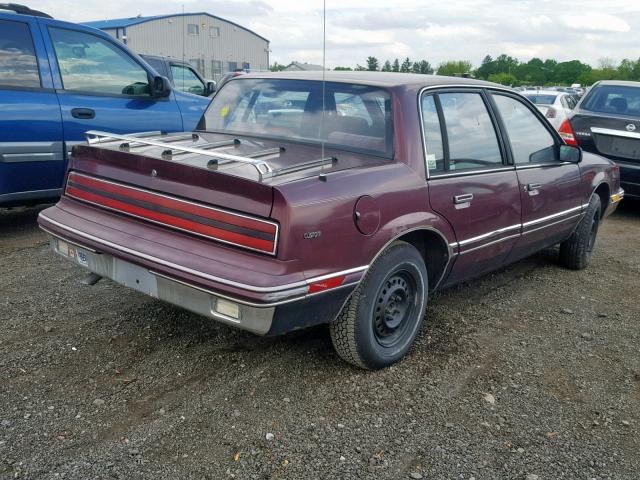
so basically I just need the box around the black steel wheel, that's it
[330,241,428,369]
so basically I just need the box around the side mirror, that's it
[205,81,217,96]
[151,75,172,98]
[559,144,582,163]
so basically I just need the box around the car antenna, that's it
[319,0,328,182]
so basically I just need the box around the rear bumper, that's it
[618,162,640,198]
[44,232,356,335]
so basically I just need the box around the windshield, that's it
[524,94,557,105]
[202,78,393,157]
[581,84,640,116]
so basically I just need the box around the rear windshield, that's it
[524,94,557,105]
[581,84,640,116]
[202,79,393,157]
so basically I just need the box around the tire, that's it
[559,194,602,270]
[329,241,428,369]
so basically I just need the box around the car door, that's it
[490,92,583,261]
[0,14,64,205]
[170,63,206,96]
[38,20,185,154]
[421,90,522,287]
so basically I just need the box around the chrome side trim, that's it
[591,127,640,140]
[38,213,367,295]
[457,224,521,246]
[0,141,64,163]
[515,162,572,170]
[521,213,582,236]
[429,167,514,179]
[40,225,99,253]
[459,233,521,255]
[67,172,280,256]
[522,205,583,228]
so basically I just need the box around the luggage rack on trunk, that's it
[84,131,336,181]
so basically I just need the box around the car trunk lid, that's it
[570,112,640,163]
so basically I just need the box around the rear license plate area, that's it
[595,135,640,160]
[113,258,158,297]
[55,239,89,267]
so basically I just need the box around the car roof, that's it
[594,80,640,88]
[239,71,500,89]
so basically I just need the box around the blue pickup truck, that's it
[0,4,211,206]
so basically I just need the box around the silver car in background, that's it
[522,90,579,130]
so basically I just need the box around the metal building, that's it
[83,13,269,80]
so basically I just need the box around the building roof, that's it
[239,71,500,89]
[284,62,327,72]
[82,12,269,43]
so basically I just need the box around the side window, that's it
[493,94,557,165]
[420,95,444,173]
[170,65,204,95]
[187,24,199,35]
[439,92,502,171]
[49,28,150,96]
[0,19,40,88]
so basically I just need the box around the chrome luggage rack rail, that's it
[84,131,336,181]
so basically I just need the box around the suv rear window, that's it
[581,84,640,116]
[203,79,393,157]
[0,19,40,88]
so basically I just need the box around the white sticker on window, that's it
[426,154,437,170]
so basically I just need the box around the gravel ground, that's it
[1,202,639,480]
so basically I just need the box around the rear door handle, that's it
[453,193,474,204]
[71,108,95,119]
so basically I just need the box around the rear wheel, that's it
[559,195,601,270]
[329,241,428,369]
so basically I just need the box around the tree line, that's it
[271,54,640,86]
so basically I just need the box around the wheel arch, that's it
[593,181,610,219]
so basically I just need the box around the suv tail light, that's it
[545,107,557,119]
[558,119,577,146]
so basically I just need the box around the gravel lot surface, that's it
[1,202,639,480]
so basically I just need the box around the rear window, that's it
[0,19,40,88]
[581,84,640,116]
[524,94,557,105]
[203,79,393,157]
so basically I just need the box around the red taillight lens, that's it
[545,107,557,119]
[64,172,278,255]
[558,119,577,146]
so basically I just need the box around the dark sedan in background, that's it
[560,80,640,198]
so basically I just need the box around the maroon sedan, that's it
[38,72,623,369]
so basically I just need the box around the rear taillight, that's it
[64,172,278,255]
[545,107,557,119]
[558,119,577,146]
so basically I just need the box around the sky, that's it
[28,0,640,68]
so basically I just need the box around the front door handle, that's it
[71,108,95,119]
[453,193,474,205]
[527,182,542,191]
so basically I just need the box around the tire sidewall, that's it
[354,243,428,369]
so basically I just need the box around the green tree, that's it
[476,55,496,79]
[632,58,640,81]
[413,60,433,74]
[618,59,635,80]
[400,57,412,73]
[437,60,473,76]
[488,72,518,86]
[366,56,379,71]
[381,60,392,72]
[392,58,400,72]
[269,62,287,72]
[553,60,591,84]
[333,66,353,71]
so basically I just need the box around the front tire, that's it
[559,194,601,270]
[329,241,428,369]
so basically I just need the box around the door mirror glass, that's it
[151,75,171,98]
[559,144,582,163]
[205,81,216,96]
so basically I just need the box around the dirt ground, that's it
[1,201,639,480]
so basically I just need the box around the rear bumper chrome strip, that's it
[38,212,367,296]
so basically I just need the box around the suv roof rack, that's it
[0,3,52,18]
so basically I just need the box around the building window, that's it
[209,26,220,38]
[242,62,250,71]
[211,60,222,77]
[187,24,199,35]
[228,61,238,72]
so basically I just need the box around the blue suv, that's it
[0,4,211,206]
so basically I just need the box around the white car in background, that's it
[522,90,580,130]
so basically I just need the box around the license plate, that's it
[113,258,158,297]
[56,239,88,267]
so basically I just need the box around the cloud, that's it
[26,0,640,68]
